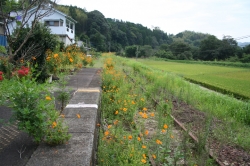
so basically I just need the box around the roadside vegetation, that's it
[0,23,94,144]
[97,53,250,165]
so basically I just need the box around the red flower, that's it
[0,71,3,75]
[18,66,29,77]
[0,75,3,81]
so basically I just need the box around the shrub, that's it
[11,23,59,82]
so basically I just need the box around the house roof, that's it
[11,4,77,23]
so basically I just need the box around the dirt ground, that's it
[171,100,250,166]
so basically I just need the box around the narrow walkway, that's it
[26,68,101,166]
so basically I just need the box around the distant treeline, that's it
[57,4,250,63]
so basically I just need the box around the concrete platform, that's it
[26,68,101,166]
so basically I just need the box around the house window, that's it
[45,20,59,26]
[60,19,63,26]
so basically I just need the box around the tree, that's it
[218,36,237,60]
[0,0,57,62]
[199,35,220,60]
[169,41,191,57]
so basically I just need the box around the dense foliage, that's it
[57,4,250,62]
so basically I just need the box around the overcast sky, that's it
[58,0,250,42]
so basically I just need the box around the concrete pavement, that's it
[26,68,102,166]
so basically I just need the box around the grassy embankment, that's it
[96,54,250,165]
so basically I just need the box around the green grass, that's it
[138,59,250,99]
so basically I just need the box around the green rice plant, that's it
[138,59,250,99]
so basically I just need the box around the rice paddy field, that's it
[138,59,250,99]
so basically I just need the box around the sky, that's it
[58,0,250,42]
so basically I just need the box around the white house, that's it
[7,5,77,46]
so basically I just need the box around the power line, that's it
[233,35,250,41]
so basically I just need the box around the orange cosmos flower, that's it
[141,159,146,163]
[152,154,156,159]
[137,137,141,141]
[128,135,133,140]
[142,113,148,119]
[46,96,52,100]
[104,131,109,136]
[52,121,57,128]
[115,110,118,115]
[156,139,162,145]
[150,112,155,117]
[163,124,168,129]
[145,130,149,135]
[143,107,147,111]
[162,129,166,133]
[76,114,81,118]
[108,125,112,129]
[54,54,59,58]
[142,154,147,159]
[142,145,146,149]
[113,120,119,125]
[123,108,127,112]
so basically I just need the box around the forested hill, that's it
[56,5,208,51]
[56,4,250,62]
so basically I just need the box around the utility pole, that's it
[108,42,111,53]
[136,45,139,60]
[85,40,91,56]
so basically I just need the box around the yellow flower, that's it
[156,139,162,145]
[128,135,133,140]
[141,98,144,101]
[142,145,146,149]
[113,120,118,125]
[163,124,168,129]
[142,154,146,159]
[115,110,118,115]
[131,101,136,104]
[123,108,127,112]
[150,112,155,117]
[162,129,166,133]
[141,159,146,164]
[108,125,112,129]
[144,130,149,135]
[137,137,141,141]
[143,107,147,111]
[69,58,73,63]
[152,154,156,159]
[46,96,52,100]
